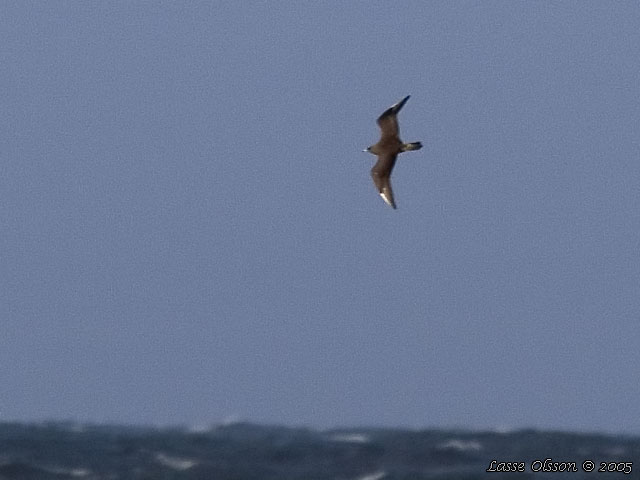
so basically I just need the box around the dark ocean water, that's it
[0,422,637,479]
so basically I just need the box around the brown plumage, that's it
[364,95,422,209]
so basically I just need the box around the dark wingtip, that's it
[392,95,411,113]
[402,142,422,152]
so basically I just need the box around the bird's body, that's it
[365,95,422,209]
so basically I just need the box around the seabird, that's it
[364,95,422,209]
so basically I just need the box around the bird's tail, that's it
[402,142,422,152]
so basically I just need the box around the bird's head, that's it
[363,145,374,154]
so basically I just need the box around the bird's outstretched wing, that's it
[370,153,398,209]
[376,95,410,141]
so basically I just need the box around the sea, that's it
[0,421,637,479]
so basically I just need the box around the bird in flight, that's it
[364,95,422,209]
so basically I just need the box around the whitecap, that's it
[155,453,198,471]
[355,471,386,480]
[437,439,482,451]
[329,433,370,443]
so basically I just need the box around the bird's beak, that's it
[362,148,368,152]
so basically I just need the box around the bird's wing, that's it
[370,153,398,209]
[376,95,410,141]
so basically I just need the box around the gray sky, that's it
[2,1,639,433]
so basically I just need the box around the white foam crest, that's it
[44,466,92,477]
[329,433,370,443]
[355,471,386,480]
[155,452,198,471]
[437,439,482,451]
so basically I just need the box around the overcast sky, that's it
[2,1,639,433]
